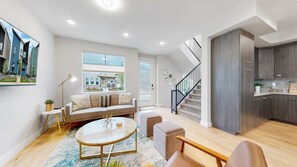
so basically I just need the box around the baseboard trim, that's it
[200,120,212,128]
[0,119,56,166]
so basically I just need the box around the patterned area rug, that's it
[44,126,166,167]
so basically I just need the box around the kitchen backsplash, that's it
[254,79,297,93]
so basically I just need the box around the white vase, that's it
[255,86,261,93]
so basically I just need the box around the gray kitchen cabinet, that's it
[274,45,290,78]
[255,47,274,80]
[289,42,297,78]
[254,95,273,127]
[288,96,297,123]
[211,29,254,134]
[263,96,273,120]
[273,95,289,121]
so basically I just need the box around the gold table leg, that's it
[78,129,138,167]
[100,146,104,167]
[55,114,62,134]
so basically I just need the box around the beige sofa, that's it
[65,94,137,124]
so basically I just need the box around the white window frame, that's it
[81,51,126,93]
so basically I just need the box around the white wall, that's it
[0,0,56,165]
[55,37,139,106]
[167,48,195,74]
[156,56,183,107]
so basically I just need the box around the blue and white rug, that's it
[44,127,166,167]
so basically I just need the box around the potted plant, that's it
[45,99,55,112]
[254,83,263,93]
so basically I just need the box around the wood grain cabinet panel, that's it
[273,95,289,121]
[274,43,297,78]
[274,45,290,78]
[211,29,254,134]
[255,47,274,80]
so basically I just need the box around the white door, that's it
[139,58,156,107]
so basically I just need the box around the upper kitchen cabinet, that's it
[255,47,274,80]
[274,42,297,78]
[290,42,297,78]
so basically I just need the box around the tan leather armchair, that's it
[165,136,268,167]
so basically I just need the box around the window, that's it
[82,51,125,92]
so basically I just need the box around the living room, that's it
[1,0,297,166]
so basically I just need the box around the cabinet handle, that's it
[246,68,251,71]
[246,61,251,64]
[276,74,282,77]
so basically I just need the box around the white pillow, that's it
[118,93,132,105]
[71,95,91,111]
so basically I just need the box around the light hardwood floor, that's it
[5,107,297,167]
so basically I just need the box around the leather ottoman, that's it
[153,121,185,160]
[140,112,162,137]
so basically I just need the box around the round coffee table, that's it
[76,117,138,166]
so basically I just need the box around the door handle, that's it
[276,74,282,77]
[151,84,154,90]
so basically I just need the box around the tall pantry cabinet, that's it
[211,29,255,134]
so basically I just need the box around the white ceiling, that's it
[21,0,253,55]
[21,0,297,54]
[258,0,297,47]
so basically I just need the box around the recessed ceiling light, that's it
[96,0,121,11]
[67,19,76,25]
[123,33,129,37]
[160,41,165,45]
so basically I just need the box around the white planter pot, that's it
[255,86,261,93]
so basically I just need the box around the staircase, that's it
[178,85,201,121]
[171,37,201,122]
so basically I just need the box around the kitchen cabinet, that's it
[274,43,297,78]
[288,96,297,123]
[274,45,290,78]
[254,95,273,127]
[255,47,274,80]
[211,29,254,134]
[289,43,297,78]
[273,95,289,121]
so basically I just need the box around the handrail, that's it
[184,42,201,62]
[176,79,201,106]
[193,37,202,48]
[176,63,200,86]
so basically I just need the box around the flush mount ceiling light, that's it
[123,32,129,38]
[97,0,121,11]
[160,41,165,45]
[67,19,76,25]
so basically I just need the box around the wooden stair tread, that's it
[186,98,201,103]
[178,109,201,119]
[181,103,201,110]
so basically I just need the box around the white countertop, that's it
[254,92,297,97]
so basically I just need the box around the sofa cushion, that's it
[71,107,107,115]
[106,94,112,107]
[119,93,132,105]
[71,95,91,111]
[111,94,119,106]
[90,95,101,107]
[106,105,135,115]
[70,107,108,122]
